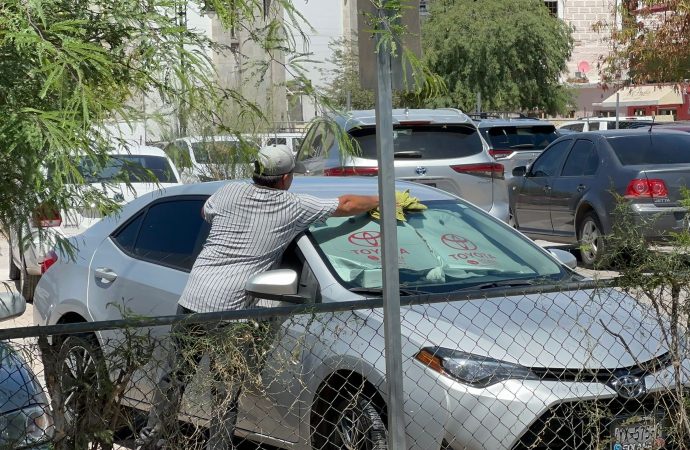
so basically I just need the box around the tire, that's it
[313,392,387,450]
[578,212,605,269]
[51,334,110,449]
[8,245,20,281]
[19,268,39,302]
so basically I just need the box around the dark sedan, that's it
[510,129,690,267]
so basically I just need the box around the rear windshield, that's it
[79,155,178,183]
[349,125,484,159]
[482,125,558,151]
[608,134,690,165]
[617,121,653,129]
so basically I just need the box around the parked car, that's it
[34,177,685,450]
[163,135,259,183]
[260,131,304,155]
[510,128,690,267]
[295,108,509,222]
[0,291,54,449]
[9,145,181,301]
[558,116,654,133]
[475,118,559,181]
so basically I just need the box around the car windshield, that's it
[483,126,558,151]
[349,125,484,159]
[608,134,690,165]
[309,200,567,293]
[78,155,178,183]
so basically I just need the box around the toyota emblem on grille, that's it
[415,166,427,176]
[609,374,646,399]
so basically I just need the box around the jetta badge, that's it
[415,166,427,176]
[609,374,646,399]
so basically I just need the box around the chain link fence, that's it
[0,279,688,450]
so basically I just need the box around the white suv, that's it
[8,145,180,301]
[558,116,654,132]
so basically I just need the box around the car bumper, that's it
[419,361,690,450]
[630,205,687,239]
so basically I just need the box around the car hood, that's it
[0,342,45,413]
[400,288,666,369]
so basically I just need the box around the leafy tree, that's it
[0,0,306,251]
[601,0,690,84]
[421,0,574,115]
[321,38,376,110]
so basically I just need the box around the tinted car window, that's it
[349,125,483,159]
[561,140,598,177]
[562,123,584,132]
[126,199,210,271]
[483,125,558,151]
[617,121,653,130]
[79,155,178,183]
[608,134,690,165]
[113,213,144,252]
[529,140,571,177]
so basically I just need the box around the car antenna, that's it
[649,116,655,134]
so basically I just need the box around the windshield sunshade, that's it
[309,200,566,293]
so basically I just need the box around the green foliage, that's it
[421,0,574,115]
[321,38,376,110]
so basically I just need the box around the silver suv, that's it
[476,118,559,182]
[296,109,509,221]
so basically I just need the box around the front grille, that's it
[529,352,673,383]
[512,392,679,450]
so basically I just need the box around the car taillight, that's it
[451,163,504,180]
[40,250,58,274]
[323,167,379,176]
[488,149,513,159]
[625,178,669,198]
[32,205,62,228]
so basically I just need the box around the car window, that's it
[299,123,326,160]
[78,155,178,183]
[112,213,144,252]
[529,140,571,177]
[115,199,210,271]
[561,140,598,177]
[483,125,558,151]
[562,123,584,132]
[348,124,483,159]
[265,137,287,146]
[617,121,653,130]
[309,200,566,293]
[165,142,192,171]
[191,141,240,164]
[608,134,690,165]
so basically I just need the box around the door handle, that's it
[577,184,586,192]
[95,267,118,282]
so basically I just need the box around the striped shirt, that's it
[178,181,339,313]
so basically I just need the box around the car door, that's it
[514,139,572,234]
[86,196,209,404]
[236,238,321,443]
[550,139,599,236]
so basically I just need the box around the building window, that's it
[658,108,677,119]
[544,0,558,16]
[633,108,646,116]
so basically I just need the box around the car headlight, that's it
[415,347,540,387]
[0,404,54,448]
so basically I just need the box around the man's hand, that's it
[333,195,380,217]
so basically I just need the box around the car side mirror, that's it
[548,249,577,269]
[0,291,26,322]
[512,166,527,177]
[245,269,307,304]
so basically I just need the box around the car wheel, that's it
[19,267,39,302]
[53,334,109,448]
[8,245,20,281]
[314,392,387,450]
[578,212,605,269]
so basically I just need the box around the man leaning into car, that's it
[136,144,379,450]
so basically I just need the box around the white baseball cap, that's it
[254,144,305,175]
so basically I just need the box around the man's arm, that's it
[332,195,380,217]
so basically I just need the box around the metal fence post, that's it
[374,1,408,448]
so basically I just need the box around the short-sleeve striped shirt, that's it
[178,181,339,313]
